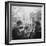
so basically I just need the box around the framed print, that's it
[5,1,45,45]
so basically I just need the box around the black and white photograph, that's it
[5,1,45,44]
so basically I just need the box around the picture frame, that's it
[5,1,45,45]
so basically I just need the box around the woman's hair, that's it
[16,20,22,26]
